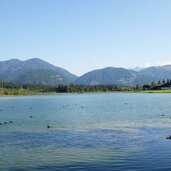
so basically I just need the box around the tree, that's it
[167,79,170,83]
[136,84,139,90]
[151,81,155,87]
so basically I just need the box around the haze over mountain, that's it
[0,58,78,85]
[1,58,171,86]
[128,67,144,72]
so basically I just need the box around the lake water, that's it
[1,93,171,170]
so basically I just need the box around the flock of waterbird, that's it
[0,108,13,125]
[0,120,13,126]
[0,106,52,129]
[1,103,171,140]
[0,103,86,129]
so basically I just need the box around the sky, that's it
[0,0,171,76]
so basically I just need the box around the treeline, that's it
[136,78,171,90]
[0,81,136,95]
[150,79,171,87]
[23,84,135,93]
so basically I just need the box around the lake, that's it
[0,93,171,171]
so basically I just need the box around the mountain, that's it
[1,58,171,86]
[139,65,171,81]
[75,65,171,86]
[0,58,78,85]
[75,67,140,86]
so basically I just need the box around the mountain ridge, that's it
[1,58,171,86]
[75,65,171,86]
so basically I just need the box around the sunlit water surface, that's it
[1,93,171,170]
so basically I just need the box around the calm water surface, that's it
[0,93,171,170]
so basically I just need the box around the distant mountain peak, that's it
[0,58,21,63]
[128,66,144,72]
[163,64,171,67]
[26,58,44,62]
[25,58,43,62]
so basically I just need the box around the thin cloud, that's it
[157,61,171,66]
[142,61,171,68]
[143,62,151,68]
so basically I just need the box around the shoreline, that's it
[0,90,171,97]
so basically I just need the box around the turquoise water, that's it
[1,93,171,170]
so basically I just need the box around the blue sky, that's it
[0,0,171,76]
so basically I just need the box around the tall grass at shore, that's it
[0,88,39,96]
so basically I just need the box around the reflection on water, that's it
[1,93,171,170]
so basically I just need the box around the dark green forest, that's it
[0,81,136,95]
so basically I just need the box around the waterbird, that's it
[30,116,33,118]
[0,122,2,125]
[166,135,171,140]
[47,125,51,128]
[4,122,7,124]
[9,121,13,123]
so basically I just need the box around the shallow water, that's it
[0,93,171,170]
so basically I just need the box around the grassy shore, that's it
[141,89,171,93]
[0,88,40,96]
